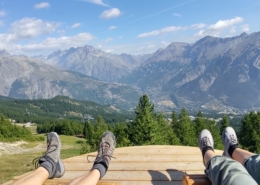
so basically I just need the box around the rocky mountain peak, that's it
[0,49,10,57]
[239,32,248,37]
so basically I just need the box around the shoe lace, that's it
[32,139,58,169]
[202,137,210,147]
[229,134,237,145]
[87,142,116,162]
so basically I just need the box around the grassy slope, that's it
[0,135,86,184]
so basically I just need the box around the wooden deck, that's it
[4,146,223,185]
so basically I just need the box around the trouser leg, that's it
[205,156,257,185]
[243,154,260,184]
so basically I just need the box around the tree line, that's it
[0,115,44,142]
[80,95,260,154]
[1,94,259,154]
[0,95,133,124]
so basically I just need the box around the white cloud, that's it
[34,2,50,9]
[105,37,113,43]
[97,44,102,48]
[71,23,81,28]
[82,0,109,7]
[136,45,155,51]
[99,8,121,19]
[57,30,66,35]
[106,49,115,53]
[109,26,117,30]
[0,20,4,27]
[173,13,181,17]
[10,33,95,55]
[191,23,206,29]
[241,24,250,32]
[161,41,170,47]
[0,11,6,17]
[194,17,244,37]
[118,36,123,39]
[138,26,186,38]
[138,30,160,38]
[229,26,236,34]
[8,18,59,41]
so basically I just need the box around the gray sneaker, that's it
[222,127,238,158]
[89,131,116,179]
[198,129,214,155]
[33,132,65,179]
[94,131,116,168]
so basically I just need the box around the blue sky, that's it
[0,0,259,56]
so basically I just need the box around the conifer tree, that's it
[174,108,196,146]
[83,121,94,146]
[220,114,229,135]
[206,119,223,150]
[128,95,156,145]
[239,112,260,152]
[93,115,108,146]
[194,111,206,136]
[113,123,130,147]
[171,111,178,132]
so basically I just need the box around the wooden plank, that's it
[73,149,222,156]
[182,174,211,185]
[2,180,15,185]
[64,154,205,163]
[5,146,221,185]
[64,162,206,171]
[44,170,186,181]
[43,180,182,185]
[43,181,121,185]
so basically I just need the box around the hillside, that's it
[122,32,260,110]
[0,96,134,124]
[0,54,141,109]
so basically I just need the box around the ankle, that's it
[204,150,215,165]
[202,146,214,158]
[228,144,239,158]
[92,163,107,179]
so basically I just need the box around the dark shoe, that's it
[33,132,65,179]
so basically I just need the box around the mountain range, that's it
[0,52,141,109]
[1,31,260,111]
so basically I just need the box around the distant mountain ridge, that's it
[0,53,141,109]
[124,32,260,109]
[1,31,260,111]
[41,45,152,82]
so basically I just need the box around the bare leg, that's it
[67,169,100,185]
[12,167,49,185]
[12,132,64,185]
[204,150,216,165]
[232,148,256,164]
[68,131,116,185]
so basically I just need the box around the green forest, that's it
[0,95,133,124]
[1,95,260,154]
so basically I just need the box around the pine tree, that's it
[194,111,206,136]
[174,108,196,146]
[239,112,260,152]
[83,121,94,146]
[128,95,157,145]
[220,114,229,135]
[113,123,130,147]
[170,111,178,132]
[206,119,223,150]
